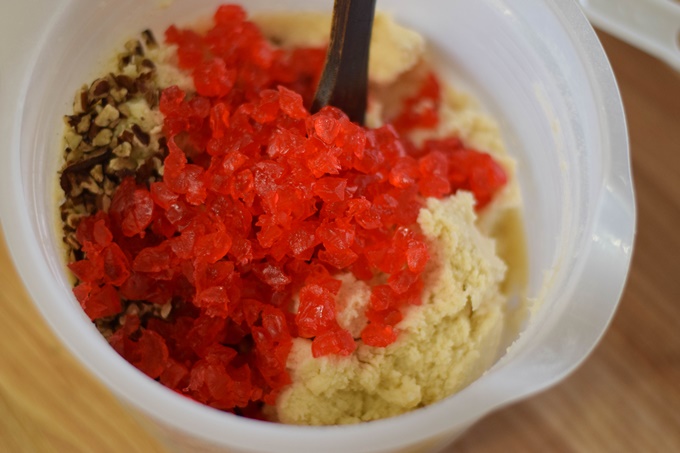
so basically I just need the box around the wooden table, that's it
[1,31,678,452]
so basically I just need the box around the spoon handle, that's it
[311,0,377,125]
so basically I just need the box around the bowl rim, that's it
[0,0,635,451]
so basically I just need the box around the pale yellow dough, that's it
[253,12,424,85]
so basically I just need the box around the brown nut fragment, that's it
[160,303,172,319]
[73,86,88,115]
[64,132,83,151]
[145,89,159,108]
[108,120,122,133]
[118,54,132,71]
[79,176,102,195]
[60,172,77,195]
[103,177,116,196]
[142,29,158,49]
[89,78,111,100]
[110,87,128,103]
[112,141,132,158]
[141,58,156,70]
[64,234,81,252]
[94,104,120,127]
[135,72,155,98]
[75,140,95,155]
[76,115,91,134]
[65,212,85,229]
[69,181,85,198]
[90,164,104,183]
[108,157,138,173]
[65,114,81,129]
[86,122,102,142]
[114,74,136,92]
[131,123,150,146]
[125,303,141,317]
[117,103,132,119]
[118,129,135,144]
[97,194,112,212]
[92,128,113,147]
[60,148,112,190]
[125,39,144,57]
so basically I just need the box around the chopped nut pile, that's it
[60,32,166,259]
[59,31,169,334]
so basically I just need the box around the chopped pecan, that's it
[60,148,112,192]
[65,114,81,129]
[86,122,102,142]
[64,211,87,229]
[64,233,81,251]
[131,123,150,146]
[112,141,132,158]
[96,193,112,212]
[160,303,172,319]
[90,164,104,183]
[94,104,120,127]
[89,78,111,100]
[110,87,128,103]
[107,156,138,173]
[80,177,102,195]
[141,58,156,70]
[64,132,83,151]
[103,177,116,196]
[92,128,113,147]
[118,103,132,119]
[118,129,135,144]
[114,74,136,92]
[73,86,88,115]
[145,89,159,108]
[125,39,144,57]
[141,29,158,49]
[75,140,95,155]
[76,115,91,134]
[118,54,132,70]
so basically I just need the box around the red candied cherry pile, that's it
[68,4,507,415]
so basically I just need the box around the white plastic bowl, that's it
[0,1,635,452]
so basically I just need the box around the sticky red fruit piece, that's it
[418,151,450,198]
[195,286,230,318]
[361,323,398,347]
[214,4,247,25]
[209,103,231,139]
[295,284,337,338]
[119,189,154,237]
[75,283,122,321]
[252,89,280,124]
[406,241,430,273]
[313,177,347,202]
[194,230,233,264]
[313,114,340,144]
[102,243,130,286]
[370,285,397,311]
[68,260,104,283]
[277,85,308,119]
[132,329,170,379]
[387,269,419,294]
[312,328,356,357]
[318,248,358,269]
[389,156,419,189]
[193,58,236,98]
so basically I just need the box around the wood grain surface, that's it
[1,30,679,453]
